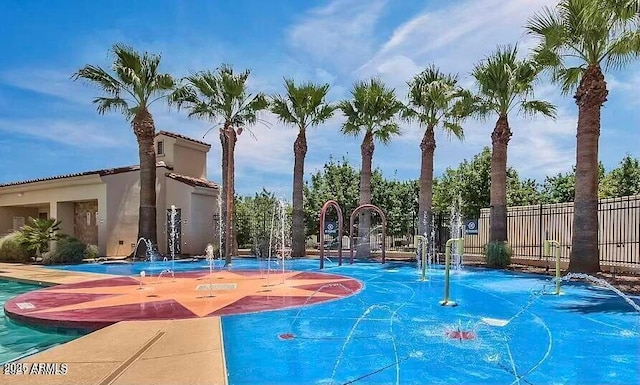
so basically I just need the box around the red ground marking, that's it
[446,330,476,340]
[279,333,295,340]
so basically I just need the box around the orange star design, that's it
[31,270,359,317]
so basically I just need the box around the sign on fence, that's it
[465,219,478,235]
[324,221,337,234]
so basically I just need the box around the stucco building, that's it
[0,131,220,257]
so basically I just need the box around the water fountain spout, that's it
[440,237,463,307]
[415,235,428,281]
[449,200,464,270]
[132,237,158,262]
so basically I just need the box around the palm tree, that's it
[404,65,472,243]
[527,0,640,273]
[339,78,403,258]
[73,44,174,249]
[471,45,556,245]
[608,0,640,13]
[171,65,268,266]
[18,218,63,257]
[270,79,336,258]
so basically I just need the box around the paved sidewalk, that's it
[0,263,117,286]
[2,318,227,385]
[1,263,228,385]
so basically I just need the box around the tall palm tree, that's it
[171,65,268,266]
[73,44,174,249]
[527,0,640,272]
[471,45,556,245]
[339,78,403,258]
[404,65,472,243]
[609,0,640,13]
[270,79,336,258]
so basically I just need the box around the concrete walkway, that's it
[0,263,117,286]
[1,263,228,385]
[3,318,227,385]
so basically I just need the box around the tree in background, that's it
[73,44,175,249]
[601,155,640,197]
[234,189,283,256]
[471,44,556,243]
[304,157,364,237]
[432,147,542,218]
[171,65,268,265]
[270,79,335,258]
[403,65,471,243]
[339,78,403,257]
[303,157,417,240]
[527,0,640,272]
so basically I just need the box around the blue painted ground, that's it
[44,259,640,384]
[0,280,76,364]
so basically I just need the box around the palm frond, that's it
[553,66,585,95]
[520,100,558,119]
[74,43,174,121]
[471,44,553,120]
[406,64,471,141]
[93,97,131,117]
[527,0,640,84]
[442,122,465,140]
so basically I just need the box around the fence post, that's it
[538,203,543,260]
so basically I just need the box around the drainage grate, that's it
[195,283,237,291]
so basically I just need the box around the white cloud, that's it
[0,68,94,105]
[0,117,132,149]
[288,0,388,72]
[608,69,640,108]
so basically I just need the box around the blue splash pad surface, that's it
[220,261,640,385]
[49,258,640,384]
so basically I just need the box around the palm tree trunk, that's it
[489,114,511,243]
[225,127,238,266]
[133,108,158,251]
[358,131,374,258]
[220,129,228,262]
[418,125,436,240]
[291,128,307,258]
[569,64,607,273]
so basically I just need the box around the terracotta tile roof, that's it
[166,173,219,189]
[156,131,211,147]
[0,162,171,188]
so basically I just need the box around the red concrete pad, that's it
[4,270,361,331]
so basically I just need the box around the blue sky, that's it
[1,0,638,198]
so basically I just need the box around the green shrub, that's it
[44,237,87,265]
[18,217,63,256]
[0,232,33,263]
[484,241,512,268]
[85,244,99,260]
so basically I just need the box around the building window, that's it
[12,217,25,231]
[86,212,92,225]
[157,140,164,156]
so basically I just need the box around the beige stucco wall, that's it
[154,134,208,179]
[165,178,193,255]
[101,167,170,256]
[189,187,218,255]
[155,136,176,171]
[173,142,207,179]
[0,169,218,257]
[0,207,39,234]
[0,176,108,254]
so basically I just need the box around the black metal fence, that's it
[463,195,640,267]
[235,195,639,267]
